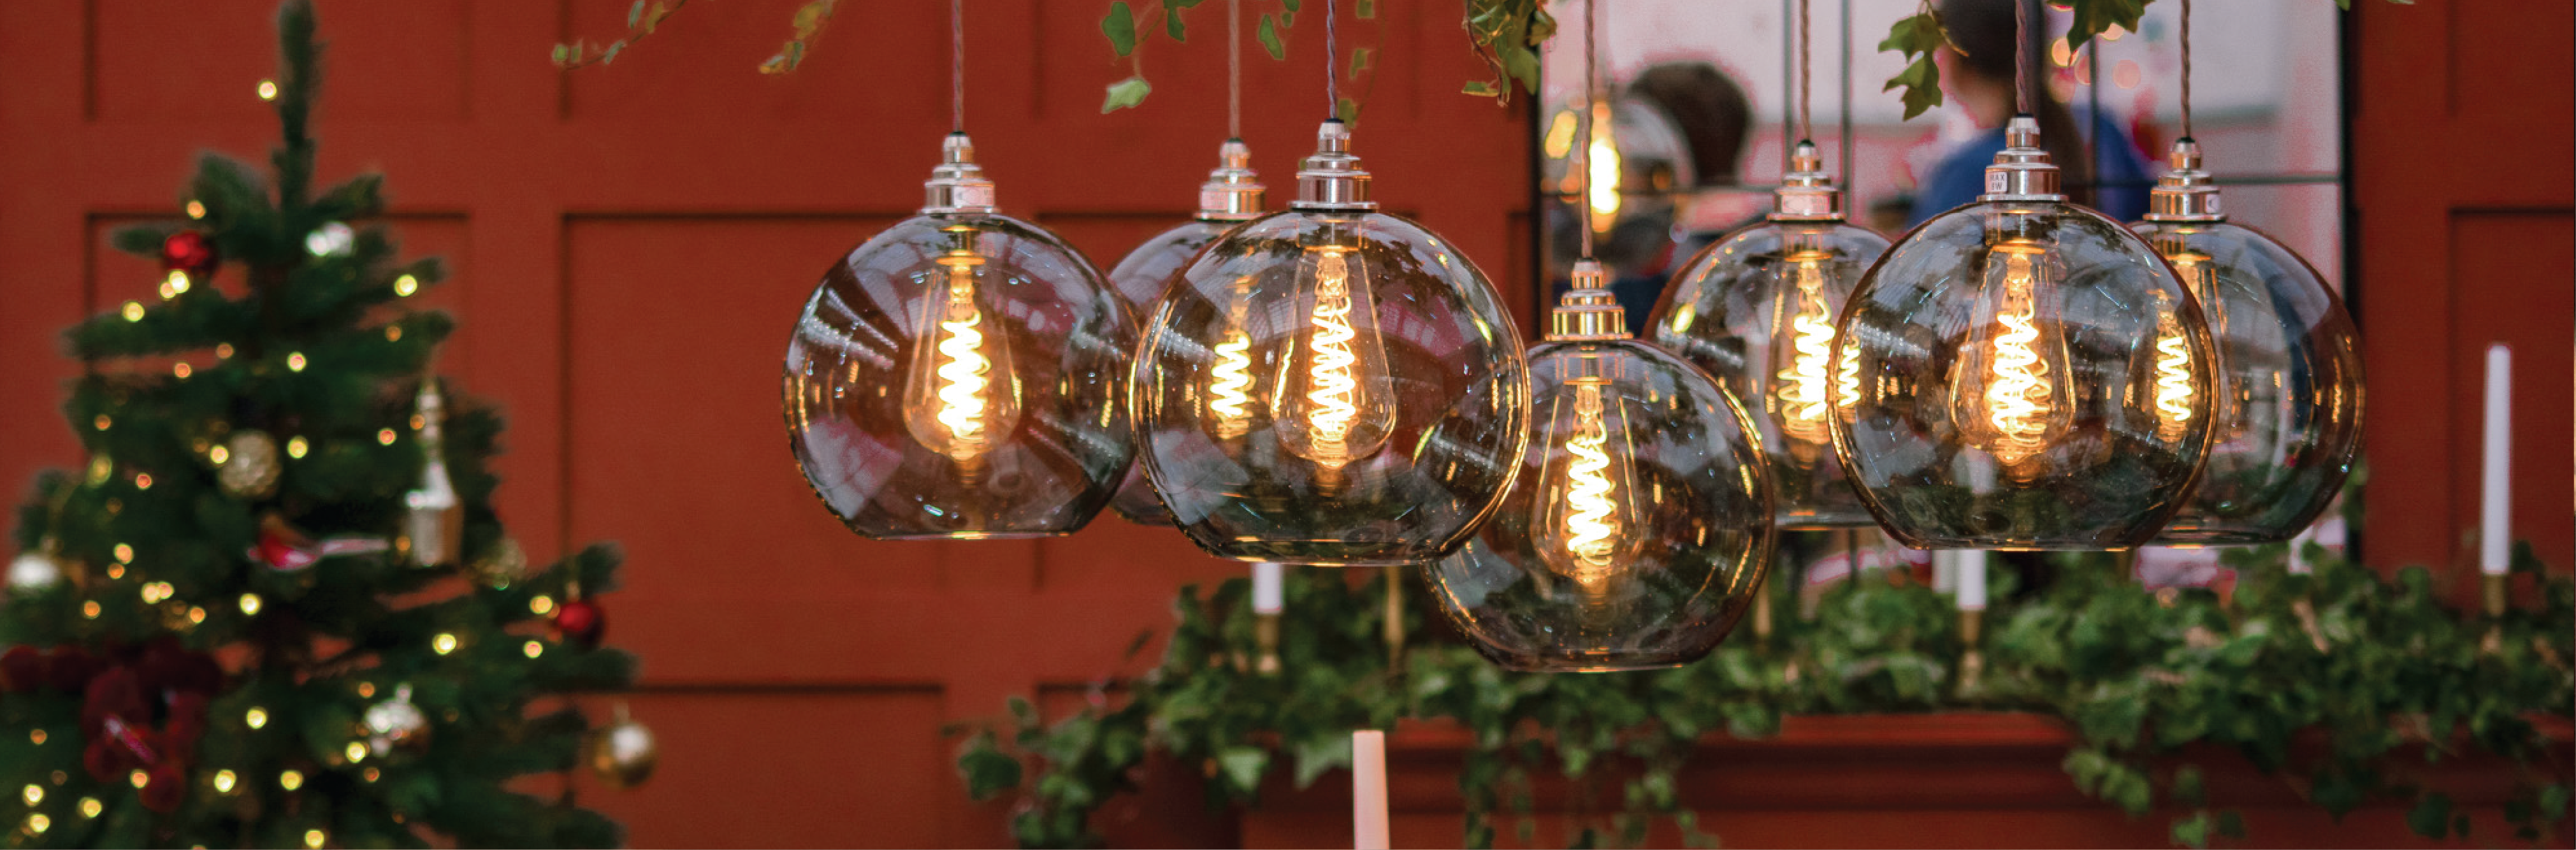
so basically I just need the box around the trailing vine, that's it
[957,529,2573,848]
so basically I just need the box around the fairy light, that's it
[239,593,263,616]
[210,445,231,464]
[133,473,153,490]
[257,80,279,100]
[303,828,326,849]
[173,362,192,378]
[286,352,307,372]
[77,798,99,818]
[530,595,554,615]
[94,415,112,431]
[245,707,268,730]
[215,343,234,359]
[344,742,368,763]
[81,602,100,619]
[21,784,40,805]
[212,770,236,793]
[523,640,544,658]
[25,814,47,835]
[377,428,397,445]
[393,274,418,296]
[127,770,147,789]
[286,436,308,459]
[186,201,207,219]
[432,633,458,654]
[27,731,45,745]
[113,544,133,564]
[121,301,145,322]
[278,770,303,791]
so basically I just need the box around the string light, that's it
[286,436,308,459]
[78,798,100,818]
[25,814,48,835]
[186,201,207,219]
[377,428,397,445]
[278,770,303,791]
[257,79,279,100]
[245,707,269,729]
[432,633,458,654]
[286,352,307,371]
[213,770,236,793]
[393,274,418,296]
[238,593,263,615]
[530,595,554,615]
[94,415,112,431]
[113,544,133,563]
[121,301,145,321]
[523,640,544,658]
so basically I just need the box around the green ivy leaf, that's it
[1103,2,1139,57]
[2065,0,2148,52]
[1462,80,1498,96]
[1258,15,1285,61]
[1876,13,1947,119]
[1101,76,1154,113]
[1216,746,1270,794]
[1356,0,1376,18]
[1335,97,1361,125]
[1349,47,1373,77]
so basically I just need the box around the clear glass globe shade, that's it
[1833,200,2215,550]
[1652,220,1890,528]
[2129,219,2363,544]
[1424,340,1774,672]
[1132,211,1530,566]
[1104,220,1233,527]
[784,213,1134,539]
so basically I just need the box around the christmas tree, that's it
[0,3,643,846]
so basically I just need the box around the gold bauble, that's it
[587,716,658,789]
[218,431,282,499]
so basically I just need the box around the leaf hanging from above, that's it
[1101,76,1154,113]
[2065,0,2150,51]
[1876,10,1952,120]
[1258,14,1286,61]
[1103,2,1139,57]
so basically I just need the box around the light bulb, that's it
[901,226,1022,465]
[1270,243,1396,470]
[1834,117,2211,550]
[1528,375,1644,587]
[1767,250,1841,457]
[1945,240,2074,471]
[1207,287,1257,440]
[2155,247,2248,445]
[1586,99,1621,229]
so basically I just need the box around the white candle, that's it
[1955,549,1987,610]
[1932,549,1958,593]
[2286,526,2312,575]
[1352,730,1390,850]
[2482,344,2512,575]
[1252,561,1284,614]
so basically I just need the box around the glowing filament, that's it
[1209,329,1254,438]
[1979,251,2054,465]
[933,264,994,459]
[2152,308,2196,443]
[1773,257,1837,445]
[1559,385,1621,584]
[1303,249,1360,466]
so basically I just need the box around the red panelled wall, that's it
[2350,0,2575,596]
[0,2,1525,846]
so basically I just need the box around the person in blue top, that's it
[1909,0,2155,227]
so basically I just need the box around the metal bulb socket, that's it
[1198,139,1268,221]
[1547,259,1629,341]
[1291,120,1375,211]
[2144,138,2226,222]
[1770,140,1845,222]
[923,133,999,215]
[1978,115,2065,202]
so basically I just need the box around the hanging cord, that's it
[1228,0,1242,137]
[1797,0,1812,143]
[2013,0,2033,116]
[1324,0,1338,119]
[1578,0,1598,261]
[2178,0,2192,139]
[950,0,966,133]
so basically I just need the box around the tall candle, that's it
[2482,344,2512,575]
[1352,730,1389,850]
[1252,561,1284,614]
[1955,549,1987,610]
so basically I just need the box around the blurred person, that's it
[1909,0,2153,225]
[1545,61,1756,332]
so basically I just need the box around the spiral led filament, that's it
[902,228,1021,465]
[1772,252,1839,449]
[1558,386,1620,583]
[1273,244,1394,472]
[1208,294,1255,440]
[1948,241,2072,470]
[2151,304,2197,445]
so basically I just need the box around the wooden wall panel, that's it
[2352,0,2575,594]
[579,688,952,848]
[90,0,474,123]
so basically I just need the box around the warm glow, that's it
[304,829,326,849]
[1586,100,1621,228]
[432,633,458,654]
[1302,249,1361,466]
[1543,108,1579,159]
[287,352,307,372]
[77,798,100,818]
[213,770,236,793]
[1772,252,1838,450]
[25,814,47,835]
[393,274,419,296]
[287,436,308,458]
[1532,380,1640,587]
[279,770,303,791]
[345,742,368,763]
[257,80,279,100]
[530,595,555,615]
[1950,241,2071,468]
[523,640,544,658]
[239,593,262,615]
[21,784,40,805]
[903,232,1022,464]
[246,707,268,729]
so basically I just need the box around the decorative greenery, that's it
[553,0,841,75]
[957,531,2572,849]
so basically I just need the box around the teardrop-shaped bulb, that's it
[901,228,1024,465]
[1942,240,2076,473]
[1268,243,1399,470]
[1526,376,1647,586]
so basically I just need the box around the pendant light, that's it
[1425,0,1774,672]
[1106,0,1269,527]
[1648,0,1889,529]
[783,0,1133,539]
[1830,0,2214,551]
[1132,0,1530,566]
[2133,0,2363,544]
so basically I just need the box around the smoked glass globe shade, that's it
[1104,141,1266,527]
[1426,280,1774,672]
[1832,119,2214,551]
[1651,142,1888,529]
[1132,122,1530,566]
[785,134,1133,539]
[2131,142,2363,544]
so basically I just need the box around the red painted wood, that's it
[2350,0,2575,597]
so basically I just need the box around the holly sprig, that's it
[958,534,2572,849]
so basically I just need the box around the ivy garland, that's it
[957,530,2573,849]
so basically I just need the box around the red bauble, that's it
[82,738,122,782]
[81,667,147,738]
[161,231,218,275]
[139,763,186,812]
[553,598,607,649]
[46,645,99,693]
[0,645,43,693]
